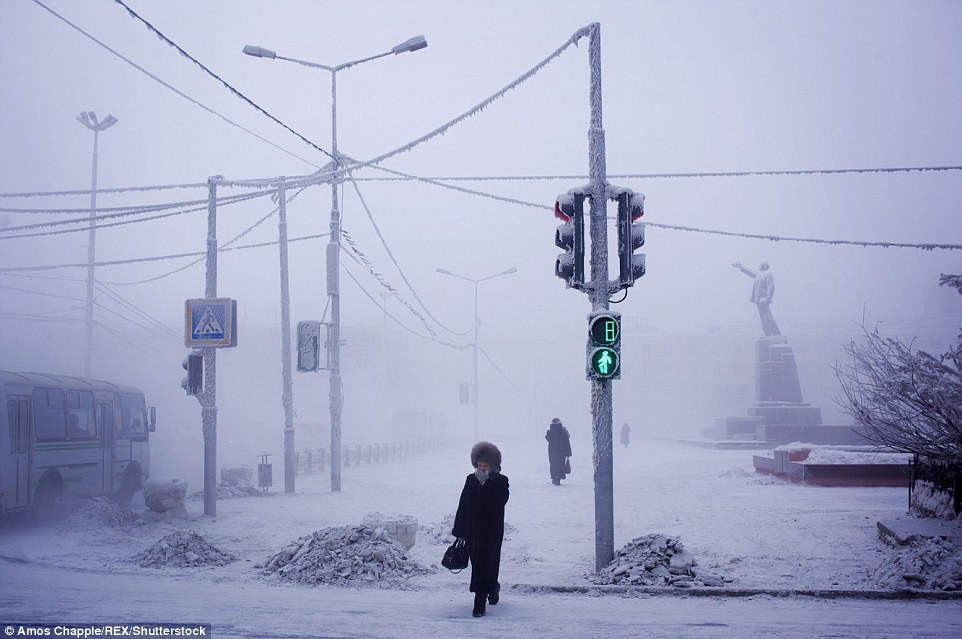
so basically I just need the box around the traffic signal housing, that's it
[617,189,646,287]
[554,191,585,289]
[586,311,621,380]
[181,350,203,396]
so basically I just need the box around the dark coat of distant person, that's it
[545,418,572,485]
[452,441,509,612]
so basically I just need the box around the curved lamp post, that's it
[243,36,427,492]
[436,267,517,442]
[76,111,118,378]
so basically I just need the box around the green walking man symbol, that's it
[595,349,614,375]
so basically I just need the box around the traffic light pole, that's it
[585,23,615,573]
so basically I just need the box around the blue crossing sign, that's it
[185,298,237,347]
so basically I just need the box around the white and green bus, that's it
[1,371,156,520]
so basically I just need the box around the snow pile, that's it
[420,513,457,544]
[911,480,960,520]
[420,514,517,545]
[588,533,730,588]
[260,525,433,588]
[361,512,418,550]
[59,497,138,529]
[871,536,962,591]
[772,442,911,464]
[188,481,264,500]
[132,530,235,568]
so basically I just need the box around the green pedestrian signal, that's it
[587,312,621,380]
[588,346,619,378]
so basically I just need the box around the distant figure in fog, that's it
[621,422,631,448]
[545,418,572,486]
[732,260,781,336]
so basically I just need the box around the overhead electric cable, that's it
[332,25,591,178]
[0,191,268,240]
[0,182,207,199]
[354,165,962,182]
[111,0,332,161]
[30,0,325,167]
[0,190,263,217]
[347,176,469,335]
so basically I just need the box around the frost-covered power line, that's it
[356,165,962,182]
[30,0,326,167]
[109,0,332,162]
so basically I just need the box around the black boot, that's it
[488,585,500,605]
[472,592,486,617]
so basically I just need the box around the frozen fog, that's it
[1,0,961,637]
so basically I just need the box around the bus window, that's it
[120,393,148,439]
[33,388,66,440]
[66,390,96,439]
[6,400,17,450]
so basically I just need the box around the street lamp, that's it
[436,267,518,442]
[243,36,427,493]
[76,111,118,378]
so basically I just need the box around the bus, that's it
[1,371,156,520]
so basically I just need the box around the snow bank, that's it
[260,525,433,589]
[871,535,962,591]
[58,497,139,529]
[911,480,960,520]
[132,530,235,568]
[771,442,912,464]
[588,533,730,588]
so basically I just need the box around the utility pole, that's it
[585,23,615,572]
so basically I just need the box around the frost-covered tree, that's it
[835,274,962,464]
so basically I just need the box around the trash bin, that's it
[258,453,272,493]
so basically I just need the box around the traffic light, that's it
[554,192,585,289]
[181,350,203,396]
[617,189,646,287]
[587,312,621,380]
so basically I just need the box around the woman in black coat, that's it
[452,441,509,618]
[545,417,572,485]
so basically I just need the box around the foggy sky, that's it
[2,1,961,486]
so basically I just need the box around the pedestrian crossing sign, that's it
[185,298,237,347]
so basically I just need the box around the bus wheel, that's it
[31,479,62,523]
[113,469,139,509]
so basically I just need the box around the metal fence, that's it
[294,438,455,475]
[911,455,962,516]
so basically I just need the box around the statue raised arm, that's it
[732,261,781,336]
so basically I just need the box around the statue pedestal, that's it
[714,336,824,443]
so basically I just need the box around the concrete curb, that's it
[509,583,962,600]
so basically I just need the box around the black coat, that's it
[452,472,509,594]
[545,423,572,481]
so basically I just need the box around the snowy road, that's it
[2,438,960,638]
[2,559,960,639]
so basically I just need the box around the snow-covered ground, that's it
[1,437,960,638]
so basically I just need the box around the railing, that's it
[293,438,455,475]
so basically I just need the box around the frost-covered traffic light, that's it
[554,192,585,289]
[616,189,646,287]
[587,311,621,380]
[181,350,203,396]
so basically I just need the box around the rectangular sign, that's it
[185,298,237,347]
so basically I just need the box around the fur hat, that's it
[551,417,562,424]
[470,441,502,473]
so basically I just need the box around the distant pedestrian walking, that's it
[545,418,572,486]
[620,422,631,448]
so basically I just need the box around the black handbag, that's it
[442,538,469,572]
[565,458,571,474]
